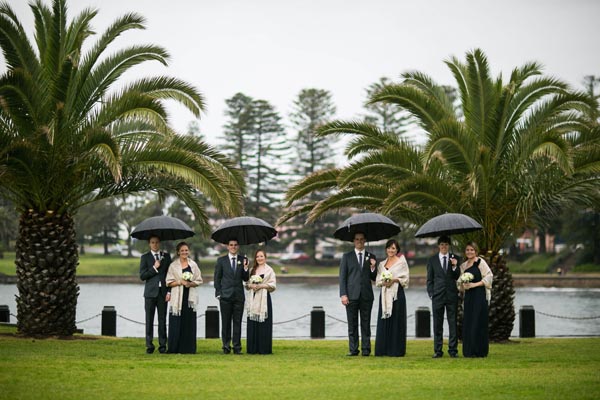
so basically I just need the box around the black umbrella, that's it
[334,213,400,242]
[211,216,277,245]
[130,216,195,241]
[415,213,483,238]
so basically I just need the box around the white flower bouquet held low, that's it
[459,272,474,283]
[249,275,263,284]
[381,271,393,282]
[181,271,193,281]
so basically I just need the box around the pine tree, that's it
[221,94,290,223]
[222,93,256,169]
[287,89,338,261]
[245,100,290,220]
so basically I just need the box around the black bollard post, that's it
[415,306,431,338]
[0,305,9,323]
[101,306,117,336]
[519,305,535,338]
[310,306,325,339]
[205,306,220,338]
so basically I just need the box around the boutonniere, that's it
[237,260,242,266]
[365,255,370,261]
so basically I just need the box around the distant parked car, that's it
[109,244,124,255]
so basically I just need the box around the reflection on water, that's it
[1,283,599,338]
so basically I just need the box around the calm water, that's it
[1,283,599,338]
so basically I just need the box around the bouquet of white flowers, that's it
[459,272,474,283]
[181,271,193,281]
[381,270,393,282]
[249,275,263,284]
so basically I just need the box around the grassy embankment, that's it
[0,325,598,400]
[0,252,597,276]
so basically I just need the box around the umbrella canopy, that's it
[130,216,195,241]
[334,213,400,242]
[211,216,277,245]
[415,213,483,238]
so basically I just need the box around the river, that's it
[1,283,598,338]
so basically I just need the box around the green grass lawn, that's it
[509,254,556,273]
[0,252,216,276]
[0,325,598,400]
[572,263,600,273]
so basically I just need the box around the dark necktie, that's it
[231,257,236,271]
[443,256,447,272]
[358,252,363,268]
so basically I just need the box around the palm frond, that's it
[306,186,386,223]
[370,83,453,132]
[67,12,146,113]
[284,168,340,205]
[124,76,205,117]
[0,1,39,74]
[72,45,169,120]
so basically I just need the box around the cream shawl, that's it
[459,257,493,303]
[166,258,203,316]
[375,255,409,319]
[245,264,276,322]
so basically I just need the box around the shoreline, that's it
[1,274,599,288]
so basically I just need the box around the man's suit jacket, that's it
[339,250,377,301]
[139,251,172,298]
[426,253,461,303]
[214,254,249,301]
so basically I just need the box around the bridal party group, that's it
[139,233,492,358]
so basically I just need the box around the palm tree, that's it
[280,49,599,341]
[0,0,245,336]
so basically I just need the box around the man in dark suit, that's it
[426,235,461,358]
[339,232,377,356]
[139,235,172,354]
[214,239,249,354]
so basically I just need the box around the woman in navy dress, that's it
[166,242,202,354]
[459,242,493,357]
[375,239,409,357]
[245,249,276,354]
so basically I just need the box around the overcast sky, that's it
[10,0,600,146]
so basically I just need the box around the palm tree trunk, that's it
[487,252,515,342]
[15,210,79,336]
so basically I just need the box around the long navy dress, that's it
[246,274,273,354]
[167,266,197,354]
[462,261,489,357]
[375,283,407,357]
